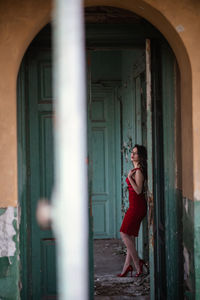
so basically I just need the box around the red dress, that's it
[120,168,147,236]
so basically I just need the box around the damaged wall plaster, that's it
[0,207,17,257]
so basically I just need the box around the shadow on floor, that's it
[94,239,150,300]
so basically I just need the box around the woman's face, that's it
[131,147,139,162]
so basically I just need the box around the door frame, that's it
[149,38,182,299]
[17,22,180,299]
[17,56,30,300]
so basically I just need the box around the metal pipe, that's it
[52,0,88,299]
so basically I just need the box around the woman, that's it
[117,144,148,277]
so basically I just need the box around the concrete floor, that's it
[94,239,150,300]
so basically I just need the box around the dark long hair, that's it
[133,144,147,180]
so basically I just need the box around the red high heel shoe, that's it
[135,259,148,277]
[117,265,133,277]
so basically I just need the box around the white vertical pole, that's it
[52,0,88,299]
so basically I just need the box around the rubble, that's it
[94,239,150,299]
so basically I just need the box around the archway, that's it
[14,3,192,203]
[16,4,186,298]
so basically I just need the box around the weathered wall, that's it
[0,0,199,207]
[0,207,19,299]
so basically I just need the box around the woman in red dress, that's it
[117,144,147,277]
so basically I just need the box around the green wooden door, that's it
[27,49,57,299]
[89,83,117,238]
[88,50,122,240]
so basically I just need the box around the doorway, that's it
[18,6,179,299]
[88,48,147,243]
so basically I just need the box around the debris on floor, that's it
[94,274,150,297]
[94,239,150,299]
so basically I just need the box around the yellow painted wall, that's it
[0,0,199,206]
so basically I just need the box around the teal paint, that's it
[161,42,184,299]
[183,197,195,299]
[89,80,121,238]
[0,208,20,300]
[28,48,56,299]
[0,256,19,300]
[0,209,6,217]
[177,189,184,294]
[114,87,123,240]
[18,47,57,299]
[90,83,117,237]
[183,198,200,300]
[91,51,121,81]
[146,39,184,299]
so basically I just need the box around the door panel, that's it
[39,113,54,198]
[121,49,147,258]
[90,84,116,238]
[27,49,57,299]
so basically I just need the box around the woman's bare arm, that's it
[128,169,144,195]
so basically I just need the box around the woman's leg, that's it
[121,249,132,274]
[120,232,140,272]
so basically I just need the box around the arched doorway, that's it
[17,5,183,299]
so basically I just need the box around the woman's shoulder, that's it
[134,168,144,177]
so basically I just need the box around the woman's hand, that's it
[128,169,135,179]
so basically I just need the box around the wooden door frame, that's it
[160,41,183,299]
[150,39,183,299]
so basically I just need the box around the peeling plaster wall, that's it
[0,207,17,257]
[0,207,20,299]
[182,197,200,299]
